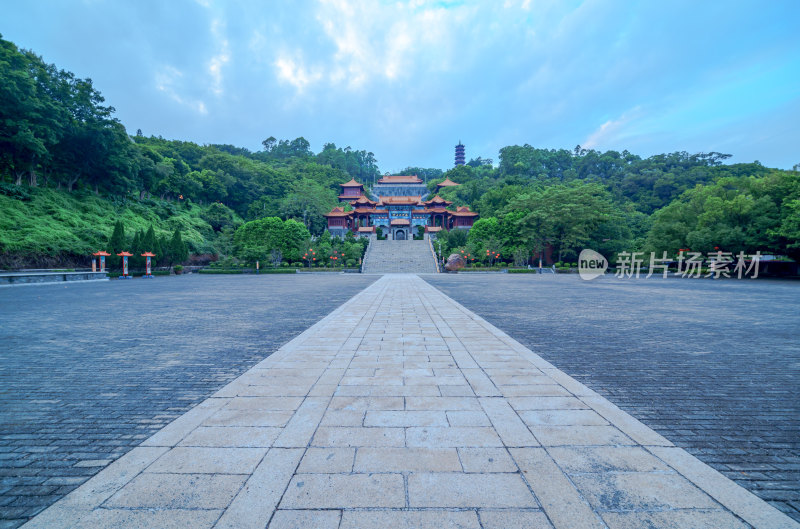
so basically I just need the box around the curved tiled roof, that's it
[377,175,422,184]
[340,178,363,187]
[378,196,423,205]
[436,178,460,187]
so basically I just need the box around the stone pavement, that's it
[0,274,376,528]
[428,274,800,521]
[22,275,798,528]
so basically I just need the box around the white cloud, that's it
[273,0,467,91]
[274,56,323,90]
[582,106,642,149]
[154,65,208,115]
[207,18,230,96]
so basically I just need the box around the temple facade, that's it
[325,175,478,240]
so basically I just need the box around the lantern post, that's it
[117,252,133,279]
[93,251,111,272]
[141,252,156,278]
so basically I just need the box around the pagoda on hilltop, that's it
[455,141,465,166]
[324,175,478,240]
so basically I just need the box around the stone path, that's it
[22,275,798,528]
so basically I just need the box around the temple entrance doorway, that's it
[395,230,406,240]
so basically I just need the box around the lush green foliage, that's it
[1,33,798,269]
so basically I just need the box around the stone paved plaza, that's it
[0,275,376,528]
[11,274,798,528]
[429,274,800,522]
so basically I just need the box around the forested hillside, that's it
[1,34,798,269]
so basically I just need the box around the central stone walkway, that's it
[23,276,797,529]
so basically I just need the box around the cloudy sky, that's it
[5,0,799,171]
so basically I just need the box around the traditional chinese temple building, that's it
[325,175,478,240]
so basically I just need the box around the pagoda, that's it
[455,142,465,166]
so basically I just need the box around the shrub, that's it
[346,259,356,267]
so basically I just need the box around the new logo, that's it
[578,249,608,280]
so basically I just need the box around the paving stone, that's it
[104,473,246,509]
[328,396,404,411]
[340,510,480,529]
[479,510,554,529]
[224,397,304,411]
[408,472,538,508]
[146,446,266,474]
[571,472,719,511]
[600,510,749,529]
[355,447,461,472]
[214,448,303,529]
[312,427,405,447]
[446,410,491,426]
[457,447,517,473]
[364,410,448,427]
[548,446,671,473]
[297,447,355,473]
[479,398,538,447]
[511,447,606,529]
[201,409,294,427]
[508,396,590,410]
[178,426,280,447]
[269,510,341,529]
[280,473,405,508]
[530,425,635,446]
[518,409,608,426]
[71,508,222,529]
[406,427,503,448]
[405,397,482,411]
[319,410,364,426]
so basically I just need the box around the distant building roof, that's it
[436,178,460,188]
[379,196,423,205]
[390,219,411,226]
[377,174,422,184]
[450,206,478,216]
[340,178,363,187]
[357,226,374,232]
[351,196,377,205]
[423,195,452,206]
[325,207,352,217]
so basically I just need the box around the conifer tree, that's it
[167,228,188,268]
[108,220,126,269]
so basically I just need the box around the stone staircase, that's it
[362,237,439,274]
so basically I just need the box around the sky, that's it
[4,0,799,172]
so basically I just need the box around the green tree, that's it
[167,228,188,268]
[107,220,126,269]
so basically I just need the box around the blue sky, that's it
[4,0,799,171]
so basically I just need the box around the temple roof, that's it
[450,206,478,216]
[351,196,377,205]
[340,178,363,187]
[436,178,460,187]
[378,196,423,205]
[377,174,422,184]
[423,195,452,206]
[325,206,352,217]
[357,226,374,232]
